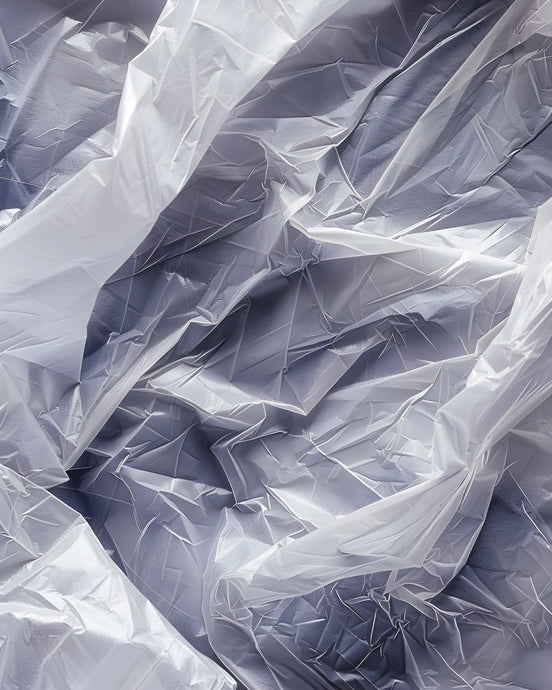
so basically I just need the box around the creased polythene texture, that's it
[4,0,552,688]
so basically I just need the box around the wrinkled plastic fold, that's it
[2,0,552,688]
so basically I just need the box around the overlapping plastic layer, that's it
[2,0,552,688]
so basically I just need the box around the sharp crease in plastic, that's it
[1,0,552,688]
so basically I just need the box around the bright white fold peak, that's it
[0,0,552,689]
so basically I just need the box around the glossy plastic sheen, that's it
[2,1,552,688]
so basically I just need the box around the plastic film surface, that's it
[2,1,552,688]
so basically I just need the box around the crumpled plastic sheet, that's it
[2,0,552,688]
